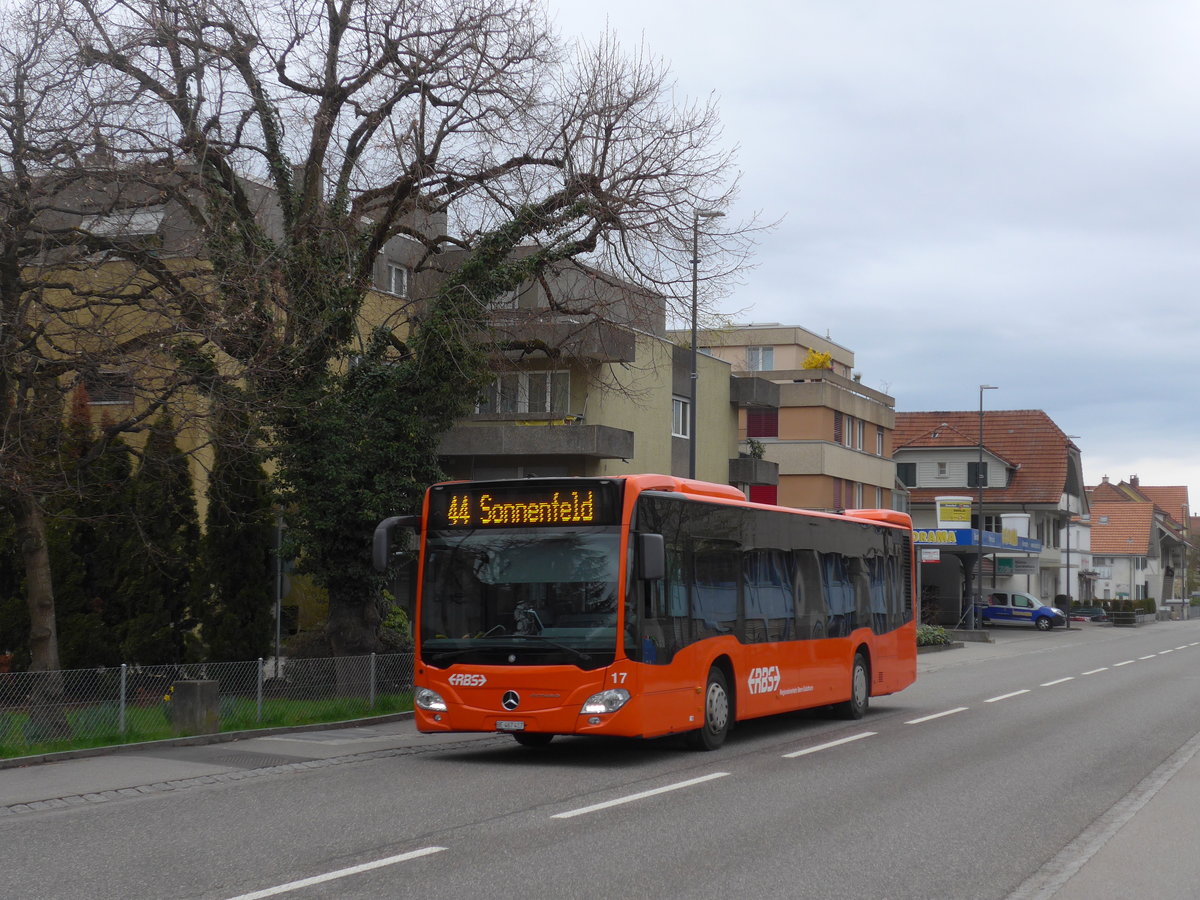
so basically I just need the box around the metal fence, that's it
[0,653,414,759]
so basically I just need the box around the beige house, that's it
[438,277,779,490]
[670,324,896,512]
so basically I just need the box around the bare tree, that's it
[60,0,756,653]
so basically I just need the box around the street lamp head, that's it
[694,209,725,221]
[980,384,998,391]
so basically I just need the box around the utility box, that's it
[172,680,219,736]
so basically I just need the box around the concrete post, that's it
[172,680,219,736]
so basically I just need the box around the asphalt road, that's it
[4,621,1200,899]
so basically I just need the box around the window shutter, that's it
[748,484,778,505]
[747,408,778,438]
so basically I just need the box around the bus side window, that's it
[795,550,825,639]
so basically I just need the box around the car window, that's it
[1013,596,1033,608]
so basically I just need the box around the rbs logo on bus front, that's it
[747,666,781,695]
[448,673,487,687]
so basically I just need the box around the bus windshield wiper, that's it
[425,636,590,664]
[506,634,592,662]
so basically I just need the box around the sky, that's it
[554,0,1200,505]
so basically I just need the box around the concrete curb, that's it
[917,642,964,654]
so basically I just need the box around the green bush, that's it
[917,624,951,647]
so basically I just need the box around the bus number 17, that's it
[611,672,628,684]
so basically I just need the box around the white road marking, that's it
[1040,677,1074,687]
[1113,660,1136,667]
[1159,649,1175,655]
[551,772,729,819]
[985,689,1030,703]
[1139,655,1157,660]
[1177,646,1188,651]
[905,707,968,725]
[223,847,447,900]
[783,731,876,758]
[1082,667,1108,675]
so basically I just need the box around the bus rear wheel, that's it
[513,732,554,747]
[834,652,870,720]
[688,667,731,751]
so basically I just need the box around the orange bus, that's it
[373,474,917,750]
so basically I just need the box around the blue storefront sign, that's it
[912,528,1042,554]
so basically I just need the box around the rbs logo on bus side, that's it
[448,673,487,687]
[747,666,781,695]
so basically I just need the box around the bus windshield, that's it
[419,528,621,669]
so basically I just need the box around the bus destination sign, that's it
[428,481,620,529]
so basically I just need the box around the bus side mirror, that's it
[372,515,420,572]
[637,533,665,581]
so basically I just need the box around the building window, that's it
[875,486,883,506]
[968,461,989,487]
[897,462,916,487]
[81,206,165,238]
[746,408,778,438]
[854,482,863,507]
[385,263,410,297]
[833,411,843,444]
[477,370,569,415]
[85,371,135,405]
[876,428,885,456]
[746,346,774,371]
[936,461,948,477]
[843,416,854,448]
[856,419,865,450]
[672,396,690,438]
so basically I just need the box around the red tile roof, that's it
[1085,479,1190,530]
[1088,501,1156,555]
[1137,486,1190,522]
[894,409,1075,505]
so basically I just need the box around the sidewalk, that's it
[0,714,497,813]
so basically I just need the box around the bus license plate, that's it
[496,720,525,732]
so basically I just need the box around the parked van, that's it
[978,592,1066,631]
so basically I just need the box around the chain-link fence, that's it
[0,653,414,760]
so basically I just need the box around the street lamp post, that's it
[973,385,998,629]
[689,209,724,479]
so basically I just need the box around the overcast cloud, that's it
[555,1,1200,499]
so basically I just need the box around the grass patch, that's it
[0,692,412,760]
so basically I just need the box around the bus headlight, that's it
[580,688,631,715]
[415,688,448,712]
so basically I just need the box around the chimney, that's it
[1130,475,1139,487]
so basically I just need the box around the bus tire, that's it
[688,666,731,751]
[834,651,870,720]
[513,733,554,747]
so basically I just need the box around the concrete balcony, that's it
[729,456,779,485]
[487,312,636,363]
[439,420,634,459]
[729,375,779,408]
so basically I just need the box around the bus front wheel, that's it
[688,667,731,751]
[834,652,870,720]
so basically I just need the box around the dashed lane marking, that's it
[551,772,730,819]
[783,732,876,759]
[223,847,447,900]
[905,708,968,725]
[985,689,1030,703]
